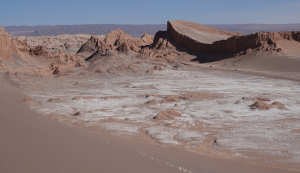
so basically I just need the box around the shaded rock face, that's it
[292,32,300,41]
[81,37,112,61]
[140,30,184,61]
[77,36,100,54]
[213,31,300,54]
[150,31,174,50]
[29,45,47,56]
[0,28,16,59]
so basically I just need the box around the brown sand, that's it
[0,75,298,173]
[207,54,300,81]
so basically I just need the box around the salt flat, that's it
[13,68,300,168]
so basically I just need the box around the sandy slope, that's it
[277,40,300,57]
[168,20,236,44]
[208,54,300,81]
[1,74,297,173]
[0,75,178,173]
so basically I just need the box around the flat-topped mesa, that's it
[0,27,16,59]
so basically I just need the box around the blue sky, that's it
[0,0,300,26]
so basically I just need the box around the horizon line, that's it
[4,23,300,27]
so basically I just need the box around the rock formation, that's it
[2,20,300,76]
[78,30,153,61]
[141,33,153,45]
[212,31,300,55]
[29,45,48,56]
[0,27,16,59]
[77,36,101,55]
[1,33,89,75]
[147,20,236,55]
[148,20,300,62]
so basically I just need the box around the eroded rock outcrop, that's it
[213,31,300,55]
[77,35,101,55]
[148,20,300,62]
[104,29,146,52]
[140,30,183,61]
[0,27,16,59]
[141,33,153,45]
[78,30,153,61]
[8,34,89,75]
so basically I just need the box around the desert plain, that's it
[1,20,300,173]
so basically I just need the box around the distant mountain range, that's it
[5,24,166,37]
[5,24,300,37]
